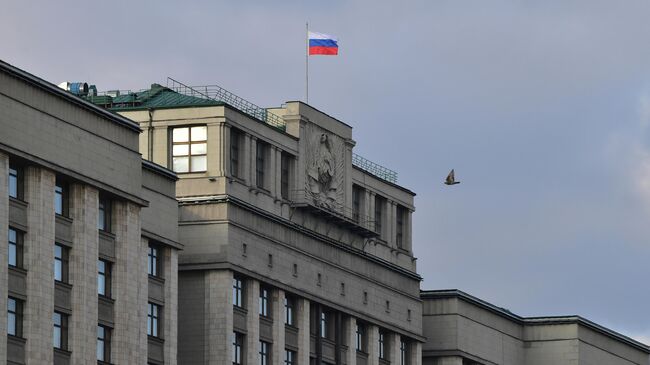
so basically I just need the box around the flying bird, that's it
[445,169,460,185]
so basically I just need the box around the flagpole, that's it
[305,21,309,104]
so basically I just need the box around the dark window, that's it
[259,287,269,317]
[232,332,243,365]
[97,325,111,362]
[148,245,160,277]
[8,228,22,268]
[284,296,294,326]
[98,197,112,232]
[352,185,363,222]
[230,129,241,178]
[53,311,68,349]
[233,277,243,308]
[7,297,22,337]
[8,165,22,199]
[147,302,160,338]
[284,349,296,365]
[320,311,328,338]
[281,152,291,200]
[256,141,268,189]
[378,331,386,359]
[54,181,68,216]
[98,260,111,297]
[54,244,69,283]
[259,341,270,365]
[374,195,385,236]
[396,205,406,248]
[171,126,207,173]
[400,339,408,365]
[356,323,365,352]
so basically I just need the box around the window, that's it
[374,195,385,236]
[259,341,269,365]
[232,332,243,365]
[378,331,386,359]
[54,244,69,283]
[256,140,268,189]
[53,311,68,349]
[98,197,111,232]
[284,296,294,326]
[233,277,243,308]
[356,323,365,352]
[172,126,207,173]
[8,228,22,268]
[230,129,241,178]
[281,152,291,200]
[400,339,408,365]
[97,325,111,362]
[147,303,160,338]
[259,287,269,317]
[98,260,111,297]
[8,165,22,199]
[284,349,296,365]
[54,180,68,216]
[148,245,160,277]
[320,311,328,338]
[8,297,22,337]
[396,205,406,248]
[352,185,363,222]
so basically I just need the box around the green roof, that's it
[85,84,224,111]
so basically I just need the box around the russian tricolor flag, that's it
[309,31,338,55]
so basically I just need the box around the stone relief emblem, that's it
[306,129,345,211]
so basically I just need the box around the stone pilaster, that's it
[269,145,277,195]
[0,153,8,364]
[388,333,401,365]
[297,297,311,364]
[368,191,376,234]
[274,147,282,199]
[205,270,233,364]
[207,121,229,176]
[112,201,147,364]
[24,166,55,364]
[272,289,286,365]
[69,184,99,364]
[409,342,423,365]
[250,136,258,187]
[345,316,357,365]
[367,324,379,365]
[388,201,396,246]
[245,278,260,365]
[242,133,252,184]
[163,248,179,364]
[405,210,413,252]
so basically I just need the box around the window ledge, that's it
[98,295,114,303]
[98,230,116,240]
[8,334,26,344]
[234,306,248,315]
[54,347,72,356]
[9,196,28,207]
[260,316,273,325]
[9,265,27,275]
[55,281,73,290]
[148,275,165,285]
[147,335,165,344]
[55,214,73,223]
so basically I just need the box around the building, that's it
[421,290,650,365]
[0,60,181,364]
[92,79,424,364]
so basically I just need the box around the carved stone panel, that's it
[304,124,345,212]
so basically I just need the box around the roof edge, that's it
[142,159,178,181]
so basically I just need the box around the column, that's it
[405,210,413,252]
[367,324,379,365]
[387,201,396,246]
[24,166,55,364]
[245,279,260,365]
[297,297,311,364]
[163,248,179,364]
[269,145,277,195]
[388,333,401,365]
[250,136,258,187]
[274,147,282,199]
[242,134,252,184]
[272,289,286,365]
[368,192,376,234]
[409,342,423,365]
[204,270,233,364]
[112,201,147,364]
[345,316,357,365]
[0,153,8,364]
[207,122,229,176]
[69,184,99,364]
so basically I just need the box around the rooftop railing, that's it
[352,153,398,183]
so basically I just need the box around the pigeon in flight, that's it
[445,169,460,185]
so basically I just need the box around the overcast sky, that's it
[2,0,649,344]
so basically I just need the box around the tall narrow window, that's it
[378,331,386,359]
[97,325,111,362]
[259,341,269,365]
[8,165,21,199]
[230,129,241,178]
[356,323,365,352]
[396,205,406,248]
[7,297,22,337]
[147,303,160,338]
[284,349,296,365]
[172,126,207,173]
[148,245,159,277]
[232,332,243,365]
[259,287,269,317]
[53,311,68,349]
[281,152,291,200]
[8,228,22,268]
[374,195,385,236]
[54,181,68,216]
[256,141,268,189]
[320,311,328,339]
[233,277,243,308]
[54,244,68,283]
[352,185,362,222]
[98,260,111,297]
[98,197,111,232]
[400,339,408,365]
[284,296,294,326]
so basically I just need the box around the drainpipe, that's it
[148,108,154,161]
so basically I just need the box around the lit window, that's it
[232,332,243,365]
[54,244,68,283]
[7,297,22,337]
[147,303,160,337]
[97,325,111,362]
[172,126,207,173]
[233,277,243,308]
[98,260,111,297]
[53,311,67,349]
[259,287,269,317]
[259,341,270,365]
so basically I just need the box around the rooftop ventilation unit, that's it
[57,82,89,96]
